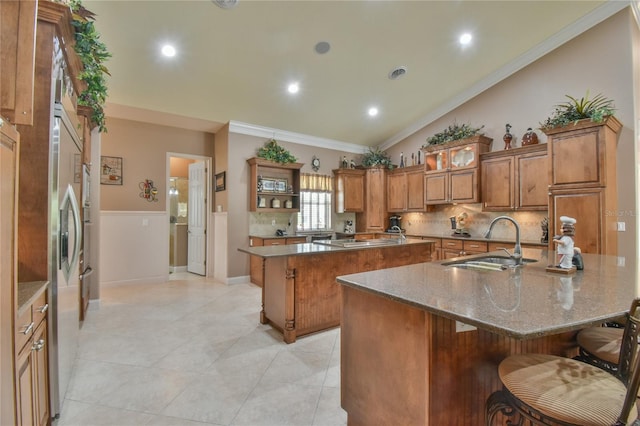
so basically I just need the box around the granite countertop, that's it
[336,249,637,339]
[335,231,546,247]
[239,238,436,258]
[17,281,49,316]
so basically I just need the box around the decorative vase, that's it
[522,128,539,146]
[503,123,513,150]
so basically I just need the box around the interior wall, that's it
[100,117,214,211]
[387,8,637,259]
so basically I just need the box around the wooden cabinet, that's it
[423,136,492,205]
[387,165,425,212]
[248,236,307,286]
[247,157,303,213]
[0,120,19,426]
[441,238,488,258]
[0,0,37,125]
[333,168,365,213]
[356,167,387,232]
[544,116,622,255]
[481,144,548,211]
[14,286,49,426]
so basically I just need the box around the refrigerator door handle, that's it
[60,184,82,282]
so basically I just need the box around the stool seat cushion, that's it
[577,327,622,365]
[499,354,634,426]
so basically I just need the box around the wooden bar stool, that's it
[486,298,640,426]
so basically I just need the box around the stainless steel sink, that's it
[313,238,404,248]
[442,255,537,271]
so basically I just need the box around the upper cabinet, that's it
[1,0,37,125]
[333,168,365,213]
[544,116,622,255]
[423,136,492,205]
[356,167,387,232]
[481,144,548,211]
[247,157,303,212]
[387,164,425,212]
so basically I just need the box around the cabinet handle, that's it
[32,339,45,352]
[21,322,34,335]
[37,303,49,314]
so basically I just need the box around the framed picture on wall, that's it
[100,156,123,185]
[215,171,226,192]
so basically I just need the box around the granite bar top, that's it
[17,281,48,316]
[336,249,638,339]
[239,238,436,259]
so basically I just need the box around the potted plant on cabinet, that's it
[539,91,616,132]
[361,147,393,169]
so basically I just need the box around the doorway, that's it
[166,153,210,277]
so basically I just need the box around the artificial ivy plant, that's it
[361,147,393,169]
[67,0,111,132]
[422,122,485,147]
[257,139,297,164]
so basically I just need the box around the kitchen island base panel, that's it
[260,243,433,343]
[340,285,578,425]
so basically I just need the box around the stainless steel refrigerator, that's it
[48,98,83,419]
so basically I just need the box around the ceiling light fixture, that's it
[314,41,331,54]
[287,82,300,94]
[161,44,176,57]
[368,107,379,117]
[459,33,473,46]
[212,0,239,9]
[388,66,407,80]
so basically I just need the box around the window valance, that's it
[300,173,333,192]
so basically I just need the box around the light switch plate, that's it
[617,222,626,231]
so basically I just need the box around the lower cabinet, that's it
[441,239,488,258]
[249,236,307,286]
[15,289,49,426]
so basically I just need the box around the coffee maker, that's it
[388,215,402,232]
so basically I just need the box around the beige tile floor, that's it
[56,273,347,426]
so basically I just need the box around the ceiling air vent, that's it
[388,66,407,80]
[212,0,239,9]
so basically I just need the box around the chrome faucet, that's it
[391,225,406,242]
[483,216,522,265]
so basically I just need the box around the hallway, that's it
[56,274,346,425]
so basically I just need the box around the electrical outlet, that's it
[455,321,476,333]
[617,222,626,232]
[272,219,276,226]
[617,256,626,267]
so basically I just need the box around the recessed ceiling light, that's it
[287,82,299,94]
[368,107,379,117]
[314,41,331,54]
[459,33,473,46]
[161,44,176,57]
[388,66,407,80]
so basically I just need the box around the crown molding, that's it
[229,120,367,154]
[379,0,630,151]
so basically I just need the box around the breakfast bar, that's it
[336,248,638,425]
[239,238,434,343]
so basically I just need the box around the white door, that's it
[188,161,207,275]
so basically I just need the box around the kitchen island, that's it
[336,248,638,425]
[238,238,434,343]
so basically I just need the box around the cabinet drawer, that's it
[488,242,514,252]
[32,291,48,326]
[463,241,487,252]
[15,305,33,351]
[441,239,463,250]
[263,238,284,246]
[286,237,307,244]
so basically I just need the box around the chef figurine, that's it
[553,216,576,268]
[455,212,470,237]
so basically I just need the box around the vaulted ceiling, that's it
[86,0,624,150]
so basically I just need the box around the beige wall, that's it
[100,117,214,211]
[387,8,638,258]
[170,157,195,178]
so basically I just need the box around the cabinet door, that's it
[15,341,34,426]
[550,128,600,187]
[32,321,48,426]
[481,156,514,211]
[516,151,548,210]
[343,173,365,212]
[450,169,478,203]
[549,189,604,254]
[386,172,406,212]
[406,169,425,211]
[425,173,448,205]
[363,168,386,231]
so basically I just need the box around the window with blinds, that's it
[297,173,332,231]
